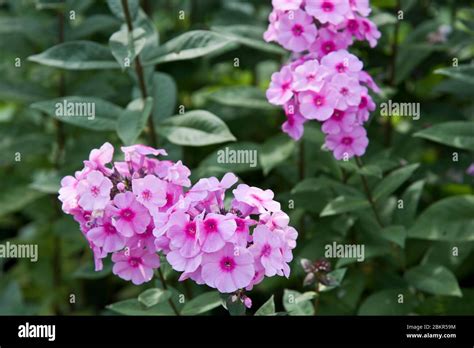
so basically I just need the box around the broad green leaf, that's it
[408,195,474,242]
[138,288,172,308]
[380,225,407,248]
[28,41,119,70]
[0,281,27,315]
[106,299,177,316]
[0,133,51,164]
[435,65,474,86]
[222,295,246,316]
[106,0,139,21]
[143,30,237,65]
[0,186,44,217]
[414,121,474,151]
[116,97,153,145]
[29,170,61,194]
[282,289,315,316]
[0,80,52,103]
[181,291,222,315]
[211,25,286,55]
[319,268,347,292]
[393,180,425,227]
[372,164,419,201]
[254,295,276,316]
[405,264,462,297]
[416,289,474,315]
[157,110,236,146]
[260,134,296,175]
[31,96,123,131]
[358,289,417,315]
[320,196,370,217]
[109,27,147,69]
[292,177,364,198]
[207,86,277,110]
[151,72,177,121]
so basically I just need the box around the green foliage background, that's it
[0,0,473,316]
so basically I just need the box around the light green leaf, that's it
[181,291,222,315]
[207,86,277,110]
[0,186,44,217]
[260,134,296,175]
[106,0,139,21]
[254,295,276,316]
[320,196,370,217]
[157,110,236,146]
[143,30,237,65]
[151,72,177,121]
[117,97,153,145]
[28,41,119,70]
[393,180,425,227]
[380,225,407,248]
[138,288,172,308]
[106,299,177,316]
[435,65,474,86]
[405,264,462,297]
[408,195,474,242]
[109,27,147,69]
[414,121,474,151]
[358,289,417,315]
[283,289,315,316]
[372,164,419,201]
[31,96,123,131]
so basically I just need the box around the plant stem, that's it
[355,157,384,228]
[157,268,180,316]
[121,0,158,147]
[313,283,320,315]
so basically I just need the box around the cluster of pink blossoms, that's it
[58,143,297,301]
[264,0,381,160]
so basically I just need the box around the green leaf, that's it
[260,134,296,175]
[0,281,27,315]
[106,0,139,21]
[138,288,172,308]
[393,180,425,227]
[109,27,147,69]
[358,289,417,315]
[380,225,407,248]
[405,264,462,297]
[157,110,236,146]
[207,86,277,111]
[222,295,246,316]
[29,170,61,194]
[181,291,222,315]
[435,65,474,86]
[28,41,119,70]
[116,97,153,145]
[320,196,370,217]
[69,14,120,40]
[254,295,276,316]
[282,289,315,316]
[151,72,177,121]
[211,25,286,55]
[0,186,44,217]
[408,195,474,242]
[372,164,419,201]
[143,30,237,65]
[31,96,123,131]
[414,121,474,151]
[107,299,177,316]
[72,260,112,279]
[319,268,347,292]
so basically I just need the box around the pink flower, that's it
[87,209,126,253]
[292,59,330,92]
[322,108,357,134]
[330,73,362,110]
[76,170,113,211]
[121,144,167,161]
[162,160,191,187]
[272,0,302,11]
[298,85,337,121]
[110,191,151,237]
[360,18,381,48]
[84,142,114,174]
[275,9,317,52]
[201,243,255,293]
[305,0,350,25]
[356,88,376,123]
[250,225,286,277]
[310,27,352,58]
[198,213,236,253]
[321,49,363,76]
[112,248,160,285]
[266,65,294,105]
[132,175,167,210]
[229,216,255,247]
[325,124,368,159]
[359,70,381,93]
[350,0,371,17]
[282,111,307,140]
[232,184,281,213]
[167,212,201,257]
[58,175,79,213]
[167,251,202,273]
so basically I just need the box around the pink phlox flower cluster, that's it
[265,0,381,160]
[59,143,298,297]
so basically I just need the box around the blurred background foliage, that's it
[0,0,473,315]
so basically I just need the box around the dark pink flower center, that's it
[90,185,100,197]
[165,192,173,205]
[104,223,116,235]
[323,41,335,53]
[336,63,347,73]
[120,208,135,221]
[362,21,371,33]
[281,82,291,91]
[204,218,218,233]
[291,24,304,36]
[314,95,325,107]
[261,244,272,257]
[322,1,334,12]
[235,218,245,232]
[359,96,368,109]
[348,19,359,32]
[341,137,353,145]
[340,87,349,96]
[333,110,344,120]
[220,256,236,272]
[128,257,141,268]
[185,222,197,237]
[141,189,152,201]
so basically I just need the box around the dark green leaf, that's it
[181,291,222,315]
[405,264,462,297]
